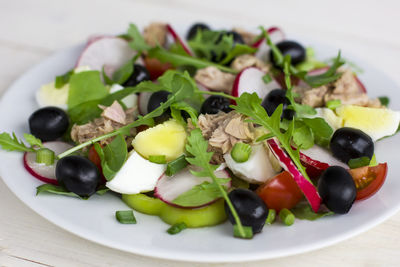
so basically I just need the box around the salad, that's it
[0,22,399,239]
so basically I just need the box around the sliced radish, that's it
[23,141,73,185]
[267,138,321,212]
[253,27,285,62]
[154,168,231,209]
[231,67,281,100]
[76,37,141,78]
[166,24,193,56]
[138,91,152,115]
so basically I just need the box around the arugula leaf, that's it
[67,71,108,109]
[148,46,238,74]
[291,203,334,221]
[301,117,333,147]
[292,122,314,150]
[36,184,87,199]
[126,23,151,53]
[170,101,199,126]
[94,134,127,181]
[55,69,74,89]
[23,133,43,148]
[0,132,34,152]
[219,44,257,65]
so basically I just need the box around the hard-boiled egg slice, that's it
[106,150,166,194]
[36,82,69,109]
[336,105,400,141]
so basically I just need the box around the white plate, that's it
[1,32,400,263]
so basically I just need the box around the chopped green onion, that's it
[165,155,188,176]
[167,222,187,235]
[279,208,295,226]
[265,209,276,225]
[233,224,253,239]
[115,210,137,224]
[35,148,55,165]
[378,96,389,107]
[348,156,371,169]
[262,73,272,84]
[148,155,167,164]
[326,99,341,110]
[231,142,252,163]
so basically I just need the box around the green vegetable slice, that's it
[165,155,188,176]
[116,210,137,224]
[279,208,295,226]
[230,142,252,163]
[35,148,55,165]
[167,222,187,235]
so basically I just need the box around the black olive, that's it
[330,127,374,164]
[28,107,69,142]
[318,166,357,214]
[261,89,295,120]
[269,40,306,68]
[56,155,100,197]
[186,23,211,40]
[122,64,151,87]
[200,95,232,114]
[147,90,171,114]
[225,188,268,234]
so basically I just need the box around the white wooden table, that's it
[1,0,400,266]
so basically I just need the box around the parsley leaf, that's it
[126,23,151,53]
[292,122,314,150]
[188,30,233,62]
[378,96,390,107]
[0,132,34,152]
[170,101,198,126]
[23,133,43,148]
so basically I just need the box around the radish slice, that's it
[23,141,73,185]
[138,91,152,115]
[154,168,231,209]
[166,24,193,56]
[253,27,285,62]
[231,67,281,100]
[267,138,321,212]
[76,37,141,78]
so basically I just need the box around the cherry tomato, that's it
[348,163,387,200]
[143,57,173,80]
[256,171,303,211]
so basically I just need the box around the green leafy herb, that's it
[326,99,341,110]
[126,24,151,53]
[94,134,127,181]
[167,222,187,235]
[279,208,295,226]
[67,71,108,109]
[110,53,141,85]
[348,156,371,169]
[378,96,390,107]
[55,69,74,89]
[265,209,276,225]
[296,47,327,72]
[148,46,238,74]
[115,210,137,224]
[23,133,43,148]
[165,155,188,176]
[262,73,273,84]
[170,101,199,126]
[219,44,257,65]
[291,203,334,220]
[0,132,34,152]
[148,155,167,164]
[233,225,253,239]
[230,142,252,163]
[292,122,314,150]
[36,184,87,199]
[185,129,246,238]
[301,117,333,147]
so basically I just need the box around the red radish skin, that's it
[166,24,193,56]
[252,27,285,48]
[231,67,281,100]
[267,138,321,212]
[300,152,330,179]
[154,169,231,209]
[23,141,73,185]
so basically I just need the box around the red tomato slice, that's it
[143,57,173,80]
[256,171,303,211]
[348,163,387,201]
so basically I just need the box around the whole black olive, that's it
[147,90,171,114]
[261,89,295,120]
[330,127,374,164]
[200,95,232,114]
[28,107,69,142]
[186,23,211,40]
[225,188,269,234]
[56,155,100,197]
[318,166,357,214]
[269,40,306,68]
[122,64,151,87]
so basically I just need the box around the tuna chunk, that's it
[231,54,270,73]
[194,66,236,93]
[143,22,167,47]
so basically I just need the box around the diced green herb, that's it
[165,155,188,176]
[230,142,252,163]
[291,203,334,220]
[233,225,253,239]
[115,210,137,224]
[55,69,74,89]
[0,132,34,152]
[265,209,276,225]
[35,148,55,165]
[348,156,371,169]
[148,155,167,164]
[262,73,273,84]
[378,96,390,107]
[326,99,341,110]
[167,222,187,235]
[279,208,295,226]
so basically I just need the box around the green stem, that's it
[197,90,237,101]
